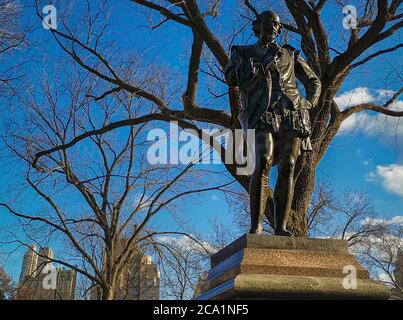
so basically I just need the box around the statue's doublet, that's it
[225,42,322,151]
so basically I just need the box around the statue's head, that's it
[252,11,281,44]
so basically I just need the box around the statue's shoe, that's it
[249,224,263,235]
[274,228,293,236]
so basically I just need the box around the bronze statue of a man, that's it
[225,11,321,236]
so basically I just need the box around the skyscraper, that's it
[136,255,160,300]
[54,268,77,300]
[37,247,53,274]
[90,238,160,300]
[17,246,76,300]
[19,245,38,284]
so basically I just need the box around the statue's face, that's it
[259,17,281,44]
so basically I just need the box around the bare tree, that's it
[313,189,392,245]
[354,222,403,299]
[152,235,211,300]
[27,0,403,236]
[0,266,15,299]
[149,218,241,300]
[306,182,337,237]
[0,0,26,98]
[0,62,234,299]
[287,183,403,298]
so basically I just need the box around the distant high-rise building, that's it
[123,254,160,300]
[19,245,38,284]
[90,238,160,300]
[55,268,77,300]
[37,247,53,273]
[16,246,76,300]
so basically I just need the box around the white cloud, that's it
[157,235,217,254]
[356,149,372,166]
[338,111,381,134]
[377,89,395,99]
[339,112,367,133]
[365,171,377,181]
[131,192,153,209]
[211,195,220,201]
[349,232,403,260]
[367,164,403,197]
[336,87,403,138]
[377,272,393,285]
[361,215,403,227]
[334,87,375,111]
[362,160,370,166]
[377,90,403,111]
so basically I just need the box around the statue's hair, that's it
[252,11,281,38]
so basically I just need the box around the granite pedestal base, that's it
[196,235,389,300]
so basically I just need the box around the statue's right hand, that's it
[243,58,260,77]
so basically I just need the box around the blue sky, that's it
[0,0,402,282]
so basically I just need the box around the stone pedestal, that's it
[196,234,390,300]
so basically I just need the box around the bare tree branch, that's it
[132,0,192,26]
[342,87,403,119]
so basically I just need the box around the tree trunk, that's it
[286,97,336,237]
[101,285,115,300]
[289,153,317,237]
